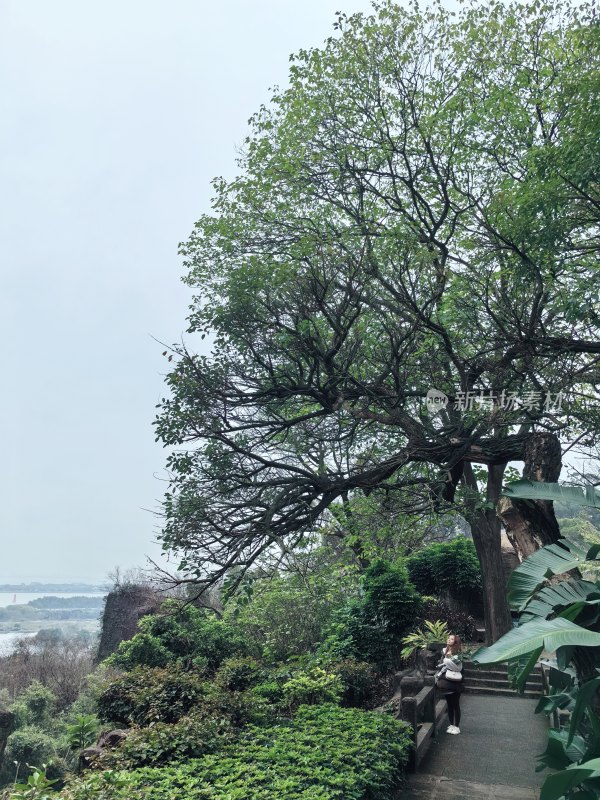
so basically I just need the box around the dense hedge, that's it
[60,705,412,800]
[405,538,482,600]
[338,560,422,668]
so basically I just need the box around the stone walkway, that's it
[396,694,549,799]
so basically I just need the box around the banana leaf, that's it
[508,538,590,611]
[543,662,577,690]
[537,729,577,772]
[540,757,600,800]
[503,480,600,509]
[557,645,577,670]
[584,710,600,763]
[568,678,600,746]
[521,580,600,624]
[472,618,600,665]
[512,646,544,692]
[535,691,574,715]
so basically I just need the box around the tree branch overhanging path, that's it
[154,0,600,643]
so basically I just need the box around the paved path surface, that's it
[396,694,549,799]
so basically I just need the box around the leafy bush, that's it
[281,668,343,710]
[330,660,377,708]
[98,712,234,770]
[201,685,275,727]
[96,666,207,726]
[225,574,350,663]
[417,598,479,642]
[334,561,422,668]
[59,704,412,800]
[361,560,422,636]
[250,679,283,705]
[106,633,172,670]
[66,715,99,751]
[405,538,482,607]
[96,665,274,753]
[11,682,57,730]
[214,657,265,691]
[8,764,60,800]
[4,726,61,783]
[107,600,248,672]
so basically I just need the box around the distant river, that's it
[0,592,105,655]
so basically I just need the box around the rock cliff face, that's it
[0,711,15,767]
[96,585,162,662]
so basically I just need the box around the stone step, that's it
[464,663,542,677]
[465,675,542,691]
[465,684,542,698]
[463,671,543,687]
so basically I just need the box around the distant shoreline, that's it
[0,583,105,593]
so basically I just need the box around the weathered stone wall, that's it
[96,585,163,663]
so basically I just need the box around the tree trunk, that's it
[497,432,562,560]
[463,463,513,644]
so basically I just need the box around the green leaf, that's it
[513,646,544,693]
[507,539,590,611]
[503,481,600,509]
[568,678,600,747]
[521,580,600,624]
[472,618,600,665]
[535,691,573,715]
[537,729,573,772]
[584,709,600,763]
[540,758,600,800]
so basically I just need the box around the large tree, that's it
[155,0,600,642]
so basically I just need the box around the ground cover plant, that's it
[58,705,412,800]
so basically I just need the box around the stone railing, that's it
[399,675,445,771]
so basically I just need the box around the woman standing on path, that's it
[435,633,464,735]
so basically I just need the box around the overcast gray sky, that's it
[1,0,378,583]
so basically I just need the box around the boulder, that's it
[96,585,163,662]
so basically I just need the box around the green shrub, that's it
[96,666,207,726]
[330,660,377,708]
[281,668,343,710]
[4,726,61,783]
[8,763,60,799]
[250,679,283,705]
[214,657,265,691]
[225,575,349,664]
[106,633,172,670]
[400,620,449,658]
[66,715,99,751]
[98,712,234,769]
[107,601,248,672]
[11,682,58,729]
[96,663,274,738]
[417,597,479,641]
[361,559,423,637]
[333,561,422,668]
[201,685,275,727]
[59,704,412,800]
[405,538,482,610]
